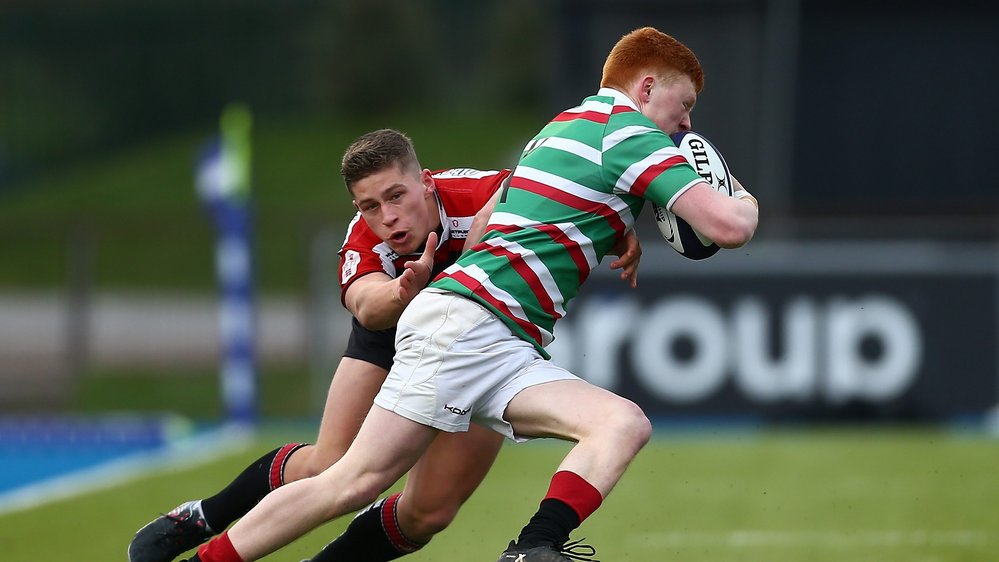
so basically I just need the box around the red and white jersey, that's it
[338,168,511,304]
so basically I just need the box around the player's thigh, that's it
[401,423,504,512]
[504,378,644,442]
[313,357,388,468]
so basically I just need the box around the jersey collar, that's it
[434,191,450,249]
[596,87,639,112]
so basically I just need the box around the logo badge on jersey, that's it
[341,250,361,284]
[447,216,474,239]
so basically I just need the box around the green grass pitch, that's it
[1,426,997,562]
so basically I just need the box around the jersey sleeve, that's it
[476,168,510,205]
[431,168,510,208]
[338,213,395,305]
[602,117,702,210]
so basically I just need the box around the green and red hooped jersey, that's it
[430,88,703,357]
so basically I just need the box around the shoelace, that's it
[164,511,188,523]
[163,509,197,528]
[161,509,207,538]
[557,538,599,562]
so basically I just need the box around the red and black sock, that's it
[309,493,422,561]
[516,471,603,548]
[199,442,307,532]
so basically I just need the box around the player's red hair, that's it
[600,27,704,93]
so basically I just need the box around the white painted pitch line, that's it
[631,529,995,548]
[0,423,254,517]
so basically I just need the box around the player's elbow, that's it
[712,217,756,248]
[711,202,758,248]
[354,308,396,331]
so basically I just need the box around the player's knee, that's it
[281,444,314,484]
[289,444,348,481]
[343,472,395,511]
[603,399,652,454]
[338,479,386,514]
[405,504,457,538]
[305,449,347,479]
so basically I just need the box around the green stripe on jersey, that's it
[496,186,625,258]
[534,119,604,150]
[523,148,601,187]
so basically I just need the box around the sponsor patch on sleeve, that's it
[341,250,360,284]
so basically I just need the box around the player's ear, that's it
[421,169,436,195]
[352,199,360,211]
[642,76,655,101]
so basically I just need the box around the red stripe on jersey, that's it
[510,176,628,237]
[533,223,592,286]
[631,154,688,198]
[481,223,520,237]
[611,104,636,115]
[482,224,590,286]
[448,270,545,347]
[482,244,562,321]
[551,110,609,124]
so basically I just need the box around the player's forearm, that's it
[673,182,759,249]
[346,280,406,330]
[720,189,759,248]
[463,189,502,251]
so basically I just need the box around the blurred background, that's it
[0,0,999,562]
[2,0,999,521]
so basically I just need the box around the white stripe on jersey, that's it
[596,87,640,111]
[562,98,614,116]
[448,263,555,347]
[533,136,601,165]
[340,212,365,250]
[517,165,636,225]
[373,241,399,277]
[615,146,687,195]
[486,210,540,229]
[432,168,503,179]
[479,237,567,319]
[602,125,658,152]
[488,211,600,271]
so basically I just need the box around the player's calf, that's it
[306,493,424,562]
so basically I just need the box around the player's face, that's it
[643,75,696,135]
[352,164,439,255]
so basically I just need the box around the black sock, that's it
[199,442,306,532]
[516,498,580,548]
[310,494,422,562]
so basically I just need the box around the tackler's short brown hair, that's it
[341,129,420,192]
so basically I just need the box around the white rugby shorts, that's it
[374,288,579,441]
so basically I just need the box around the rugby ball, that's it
[653,131,734,260]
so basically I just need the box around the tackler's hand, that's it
[396,231,438,306]
[608,229,642,289]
